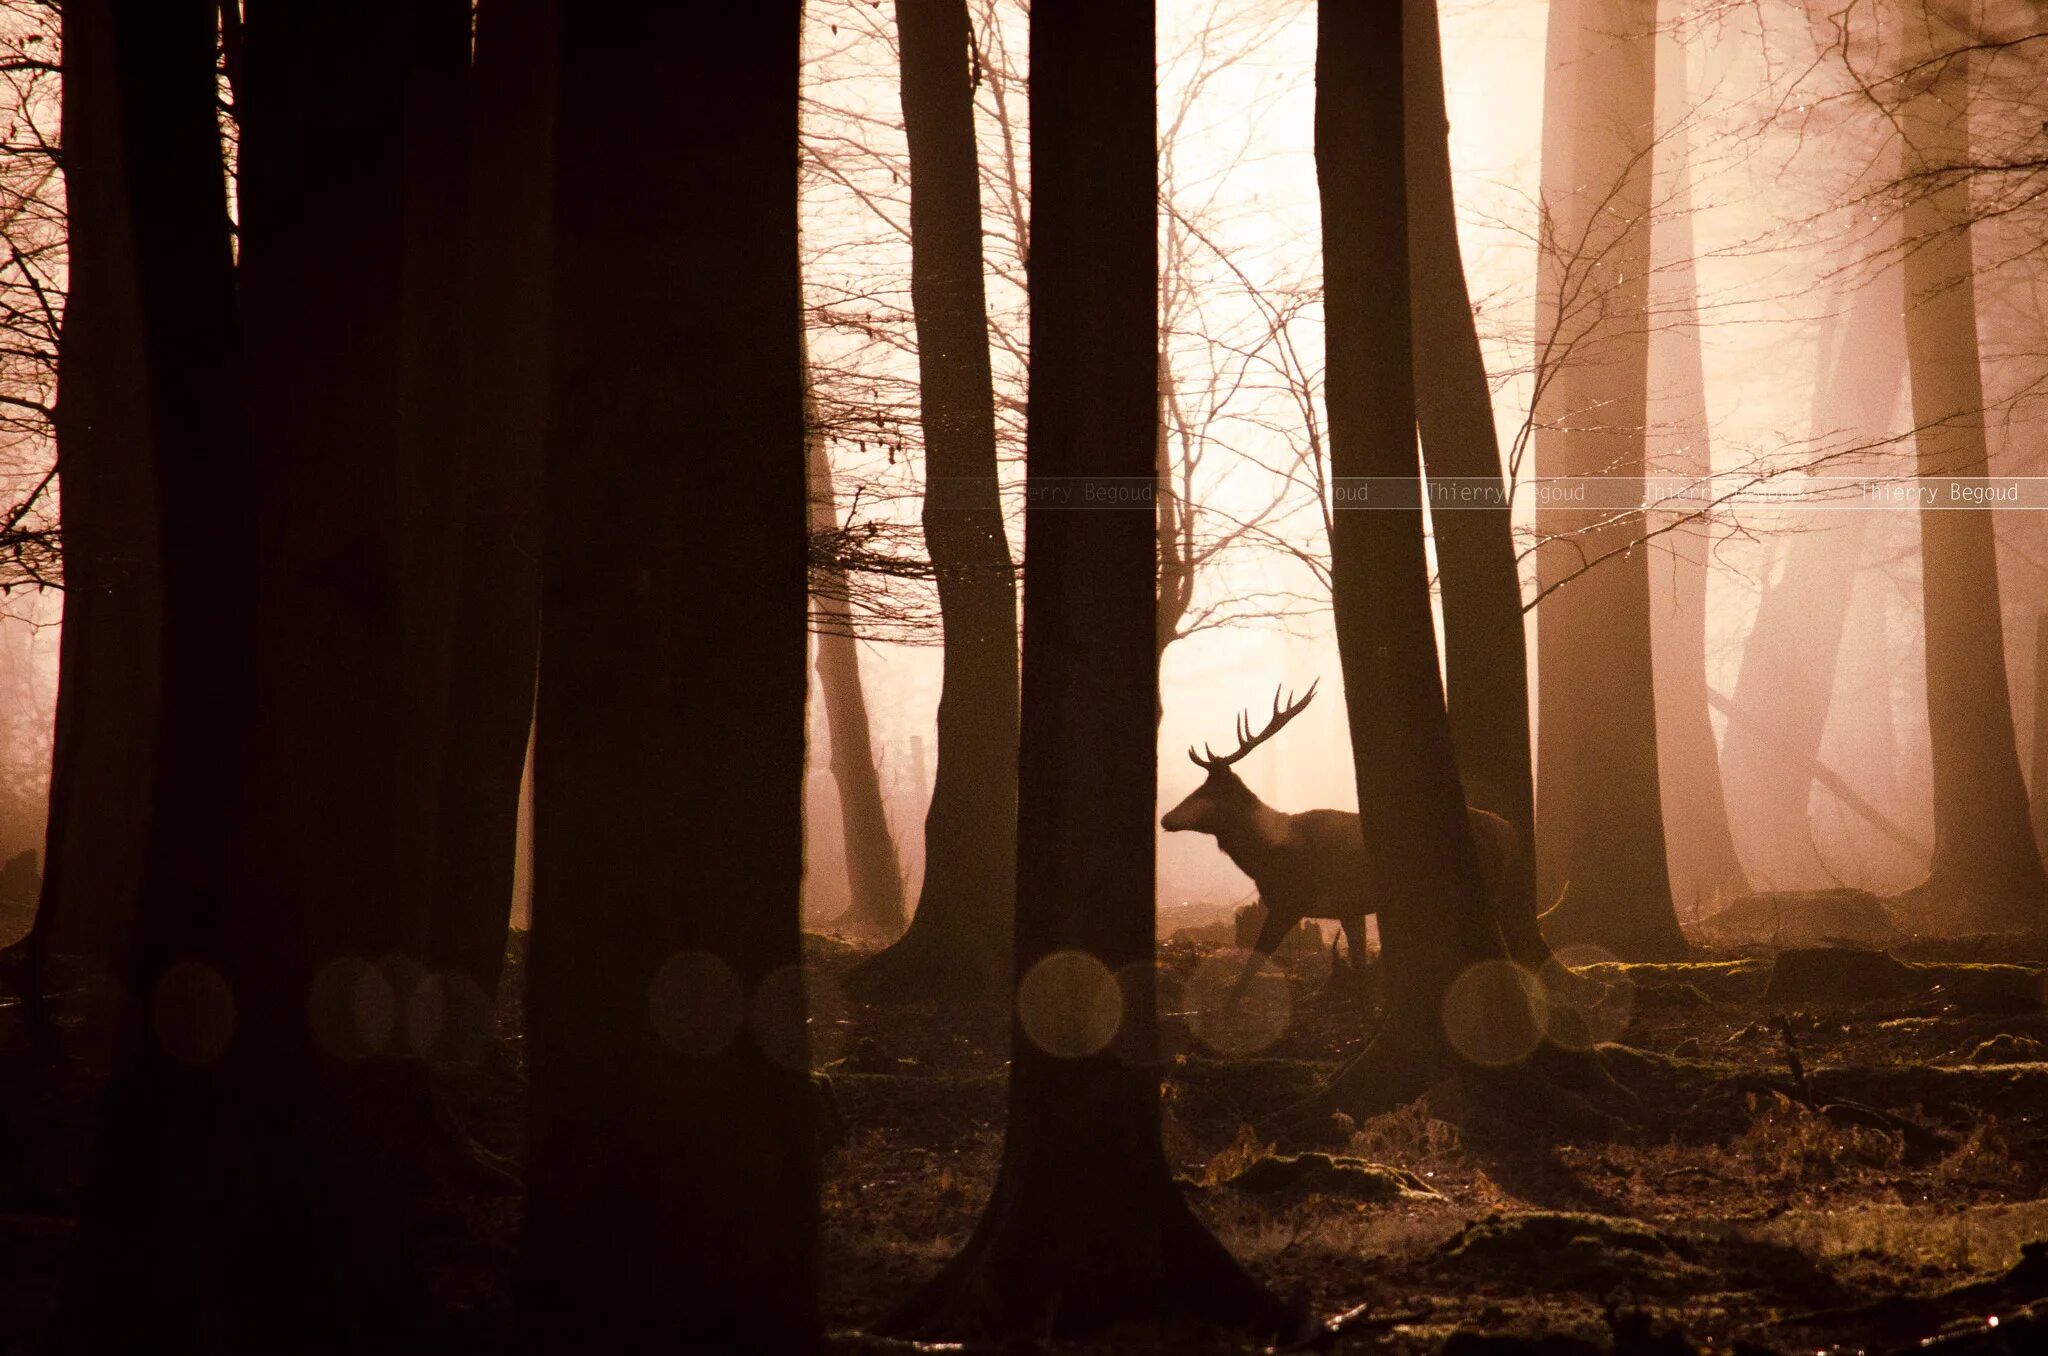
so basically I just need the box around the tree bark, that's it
[520,3,818,1348]
[384,0,477,1062]
[1899,37,2047,932]
[1402,0,1545,968]
[1527,0,1687,960]
[847,0,1019,1002]
[874,3,1287,1339]
[424,0,553,1006]
[808,371,909,939]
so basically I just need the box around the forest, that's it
[0,0,2044,1352]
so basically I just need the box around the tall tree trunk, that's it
[874,2,1287,1339]
[1899,37,2047,932]
[21,0,162,1035]
[2032,614,2048,861]
[808,372,909,939]
[69,0,320,1342]
[1531,0,1581,910]
[1313,0,1522,1120]
[425,0,553,1008]
[1527,0,1686,960]
[155,0,441,1331]
[520,4,817,1347]
[394,0,471,1023]
[1645,13,1745,913]
[847,0,1019,1001]
[1402,0,1545,968]
[1719,264,1906,888]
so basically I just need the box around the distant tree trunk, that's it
[807,371,909,939]
[848,0,1018,1002]
[874,3,1287,1339]
[1527,0,1686,960]
[2032,614,2048,861]
[21,0,161,1031]
[425,0,553,1007]
[1156,349,1195,667]
[520,4,817,1348]
[1530,0,1579,910]
[1402,0,1545,968]
[1312,0,1516,1118]
[1645,14,1745,913]
[1719,265,1906,888]
[1899,39,2047,933]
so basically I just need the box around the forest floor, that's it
[0,918,2044,1353]
[791,921,2048,1355]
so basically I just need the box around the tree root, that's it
[841,915,1005,1005]
[871,1168,1300,1343]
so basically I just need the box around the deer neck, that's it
[1213,796,1290,877]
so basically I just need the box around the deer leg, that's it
[1228,905,1296,1009]
[1339,915,1376,1003]
[1341,916,1369,974]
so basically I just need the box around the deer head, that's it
[1160,682,1318,835]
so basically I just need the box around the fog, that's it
[786,0,2048,931]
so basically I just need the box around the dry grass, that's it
[1756,1198,2048,1275]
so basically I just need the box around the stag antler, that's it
[1189,679,1319,770]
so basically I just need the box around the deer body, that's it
[1162,683,1518,1001]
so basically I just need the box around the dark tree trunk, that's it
[1527,0,1686,960]
[1645,15,1745,911]
[1313,0,1518,1119]
[393,0,471,981]
[519,4,818,1348]
[425,0,554,1007]
[1720,265,1906,888]
[21,0,162,1036]
[1899,40,2047,933]
[874,3,1287,1340]
[847,0,1019,1002]
[808,386,909,939]
[67,0,286,1342]
[1402,0,1545,969]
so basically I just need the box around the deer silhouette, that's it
[1161,682,1517,1005]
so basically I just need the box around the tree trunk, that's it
[1527,0,1686,960]
[520,4,818,1348]
[847,0,1019,1002]
[1313,0,1521,1121]
[69,0,341,1342]
[808,373,909,939]
[1719,265,1906,889]
[1645,13,1745,913]
[392,0,471,1026]
[21,0,161,1035]
[1402,0,1545,968]
[1530,0,1580,910]
[2033,614,2048,861]
[1899,38,2047,933]
[874,3,1287,1340]
[425,0,553,1007]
